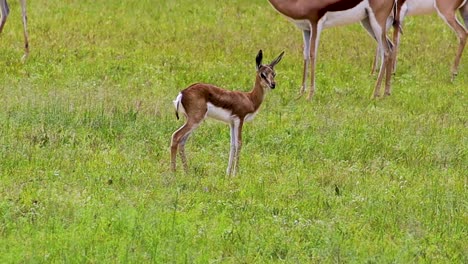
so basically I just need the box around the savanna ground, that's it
[1,0,467,262]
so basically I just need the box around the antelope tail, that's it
[173,93,183,120]
[175,101,180,120]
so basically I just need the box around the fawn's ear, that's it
[256,50,263,70]
[270,51,284,68]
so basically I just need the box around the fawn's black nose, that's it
[271,82,276,89]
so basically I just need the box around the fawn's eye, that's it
[260,72,267,79]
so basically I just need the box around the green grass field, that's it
[1,0,466,262]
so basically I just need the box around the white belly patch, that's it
[206,103,235,123]
[322,1,369,29]
[205,103,259,123]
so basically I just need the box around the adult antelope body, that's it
[371,0,468,81]
[267,0,397,99]
[171,50,284,176]
[0,0,29,59]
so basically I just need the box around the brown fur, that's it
[179,76,266,121]
[171,51,284,176]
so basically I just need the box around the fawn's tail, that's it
[173,93,183,120]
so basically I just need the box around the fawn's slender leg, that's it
[232,120,244,176]
[178,133,191,173]
[171,124,188,172]
[171,119,200,173]
[227,122,237,175]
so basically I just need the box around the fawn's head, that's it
[256,50,284,90]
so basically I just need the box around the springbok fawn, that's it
[171,50,284,176]
[0,0,29,60]
[370,0,468,81]
[267,0,397,99]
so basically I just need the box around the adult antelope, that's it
[370,0,468,81]
[171,50,284,176]
[267,0,397,99]
[0,0,29,59]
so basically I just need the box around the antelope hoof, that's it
[306,89,315,101]
[21,54,29,63]
[451,72,457,83]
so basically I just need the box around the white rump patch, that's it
[173,93,186,117]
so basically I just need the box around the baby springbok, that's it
[171,50,284,176]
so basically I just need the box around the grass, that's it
[1,0,467,262]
